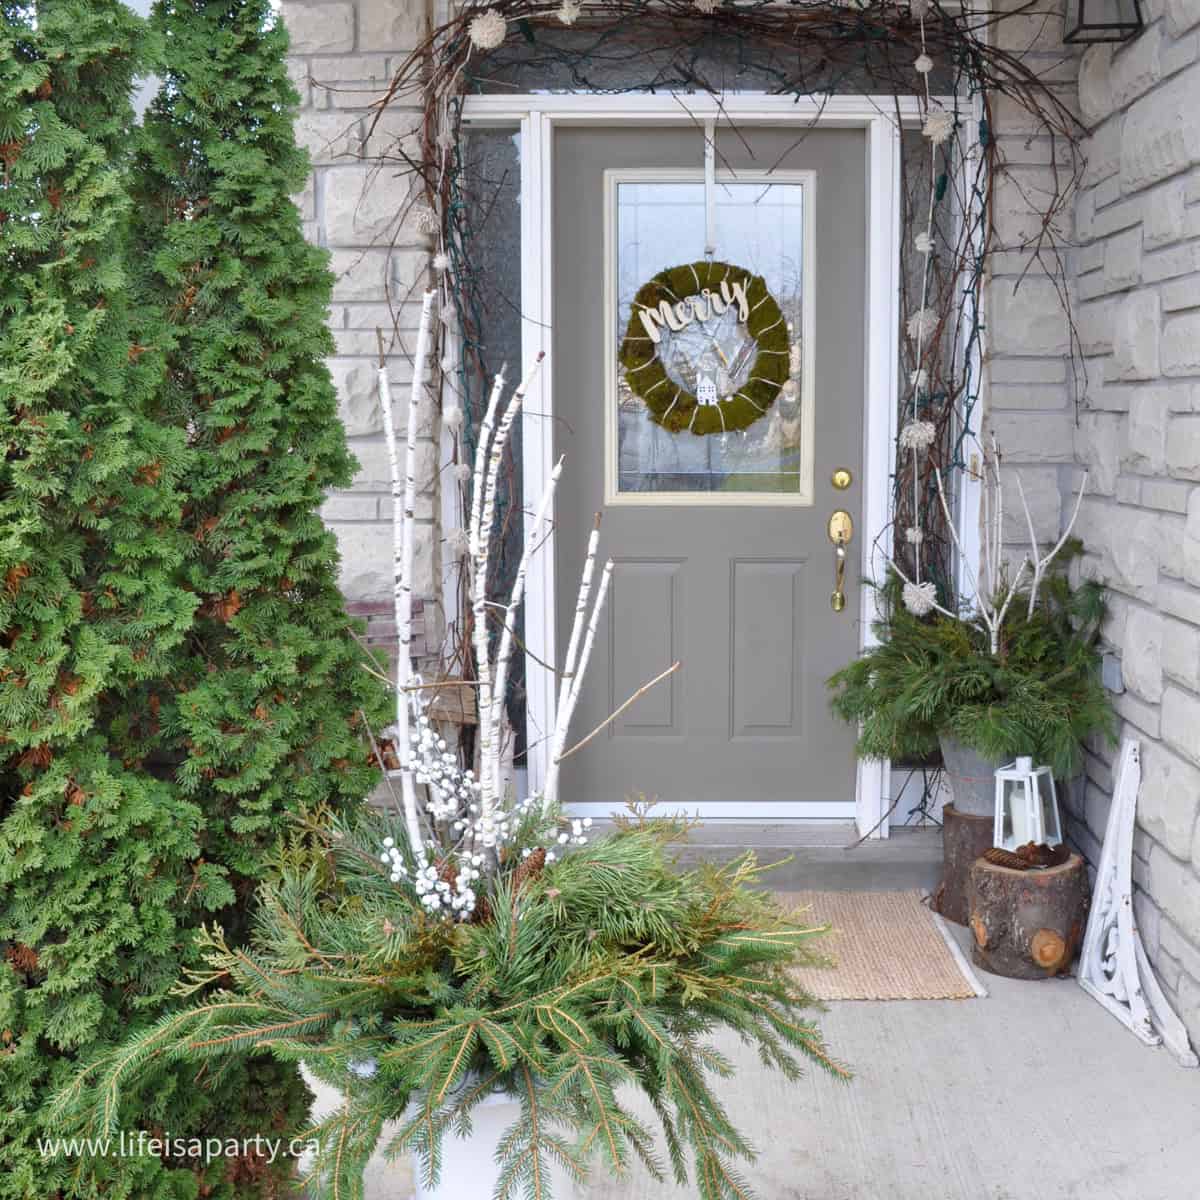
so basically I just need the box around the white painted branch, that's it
[378,290,435,858]
[1023,471,1088,619]
[882,552,960,623]
[473,355,545,826]
[545,558,613,805]
[489,456,564,748]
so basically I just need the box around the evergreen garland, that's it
[0,2,387,1195]
[53,804,846,1200]
[827,548,1115,778]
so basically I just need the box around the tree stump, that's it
[935,804,994,926]
[967,853,1090,980]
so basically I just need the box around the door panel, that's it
[730,558,806,739]
[609,559,684,737]
[552,125,866,811]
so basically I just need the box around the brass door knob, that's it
[828,509,853,612]
[831,468,853,490]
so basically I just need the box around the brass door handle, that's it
[828,510,853,612]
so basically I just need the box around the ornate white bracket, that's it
[1078,739,1199,1068]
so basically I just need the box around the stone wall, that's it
[986,2,1082,562]
[282,0,439,664]
[1068,0,1200,1050]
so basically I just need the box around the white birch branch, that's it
[544,558,613,806]
[377,290,435,858]
[489,456,564,749]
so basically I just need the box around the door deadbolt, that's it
[831,468,853,491]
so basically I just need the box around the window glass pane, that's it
[614,177,811,500]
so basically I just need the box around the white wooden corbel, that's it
[1077,738,1199,1068]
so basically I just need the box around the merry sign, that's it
[636,278,751,345]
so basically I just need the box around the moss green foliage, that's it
[0,1,386,1195]
[618,260,789,435]
[54,805,845,1200]
[827,549,1114,778]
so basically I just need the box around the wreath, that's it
[618,259,791,436]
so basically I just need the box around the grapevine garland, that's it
[618,259,789,435]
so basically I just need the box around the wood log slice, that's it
[935,804,994,926]
[967,853,1090,980]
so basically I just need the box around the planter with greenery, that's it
[828,549,1113,786]
[53,331,846,1200]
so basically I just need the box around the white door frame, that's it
[460,92,945,837]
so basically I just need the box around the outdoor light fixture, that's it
[1063,0,1144,43]
[993,757,1063,851]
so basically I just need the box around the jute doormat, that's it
[779,889,985,1001]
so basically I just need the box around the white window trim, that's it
[459,91,970,837]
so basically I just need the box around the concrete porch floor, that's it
[350,826,1200,1200]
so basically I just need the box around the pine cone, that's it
[1015,842,1069,868]
[437,858,458,890]
[512,846,547,892]
[983,846,1031,871]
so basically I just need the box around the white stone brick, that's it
[1082,119,1123,187]
[294,110,363,164]
[1164,614,1200,689]
[1118,689,1164,738]
[1162,276,1200,312]
[1145,179,1188,248]
[1159,923,1200,1017]
[324,166,406,246]
[321,494,378,522]
[1143,478,1194,512]
[1116,476,1142,504]
[988,412,1074,463]
[1149,842,1200,936]
[1163,685,1200,765]
[989,279,1070,355]
[997,467,1062,542]
[1161,579,1200,624]
[1112,289,1161,380]
[990,358,1067,385]
[328,248,394,301]
[1167,416,1200,483]
[1077,502,1161,600]
[1185,487,1200,585]
[1143,239,1200,283]
[331,359,395,435]
[1124,605,1165,702]
[1166,0,1200,36]
[335,520,434,600]
[1077,297,1119,356]
[347,438,438,514]
[1104,225,1144,290]
[357,0,429,52]
[286,57,311,108]
[1077,412,1124,492]
[1126,387,1170,472]
[281,3,355,55]
[1078,44,1115,126]
[1111,24,1164,110]
[1162,312,1200,377]
[1121,64,1200,193]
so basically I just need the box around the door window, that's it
[607,172,815,505]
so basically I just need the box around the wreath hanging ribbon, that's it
[617,259,790,436]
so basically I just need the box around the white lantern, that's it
[993,756,1062,851]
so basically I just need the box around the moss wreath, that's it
[618,259,790,436]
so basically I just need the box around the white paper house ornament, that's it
[696,373,718,406]
[993,756,1062,850]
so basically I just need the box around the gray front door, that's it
[552,125,866,813]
